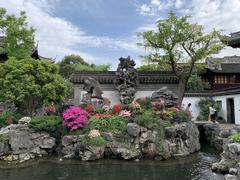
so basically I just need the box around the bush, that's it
[159,109,191,124]
[0,111,22,127]
[136,97,152,110]
[30,115,62,136]
[197,98,221,121]
[86,115,128,133]
[63,106,88,131]
[0,57,68,116]
[230,133,240,143]
[93,107,106,114]
[81,136,106,146]
[187,74,204,91]
[135,111,159,128]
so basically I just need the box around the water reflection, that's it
[0,151,224,180]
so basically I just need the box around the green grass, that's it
[81,136,106,146]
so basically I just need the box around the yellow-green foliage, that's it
[230,133,240,143]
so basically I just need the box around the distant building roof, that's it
[70,71,179,84]
[185,86,240,97]
[205,56,240,73]
[220,31,240,48]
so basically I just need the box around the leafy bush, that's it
[81,136,106,146]
[136,97,152,110]
[93,107,106,114]
[159,109,191,123]
[177,110,191,123]
[0,111,22,127]
[0,57,68,116]
[63,106,88,131]
[197,98,221,121]
[136,111,159,128]
[187,74,204,91]
[230,133,240,143]
[30,115,62,136]
[86,115,128,133]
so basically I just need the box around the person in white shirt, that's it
[209,105,216,123]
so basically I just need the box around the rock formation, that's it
[0,124,55,163]
[151,87,178,108]
[114,56,138,109]
[61,122,200,161]
[82,77,103,107]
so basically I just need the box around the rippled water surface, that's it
[0,147,224,180]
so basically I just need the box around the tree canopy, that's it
[138,12,224,104]
[0,57,68,116]
[59,54,111,79]
[0,8,35,59]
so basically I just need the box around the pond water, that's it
[0,146,224,180]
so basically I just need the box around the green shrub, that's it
[30,115,62,136]
[136,97,152,110]
[177,111,191,123]
[135,111,159,128]
[197,98,221,121]
[86,115,128,133]
[93,107,106,114]
[81,136,106,146]
[0,111,22,128]
[230,133,240,143]
[187,74,204,91]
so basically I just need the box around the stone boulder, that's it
[79,144,105,161]
[127,123,140,137]
[0,124,55,163]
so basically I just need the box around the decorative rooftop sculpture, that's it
[114,56,138,109]
[151,87,178,108]
[82,77,103,106]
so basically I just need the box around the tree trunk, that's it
[177,77,188,106]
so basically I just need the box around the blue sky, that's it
[1,0,240,69]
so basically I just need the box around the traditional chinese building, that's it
[200,56,240,90]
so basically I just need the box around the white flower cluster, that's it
[88,129,100,138]
[18,117,31,124]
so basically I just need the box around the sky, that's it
[0,0,240,69]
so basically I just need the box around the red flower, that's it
[85,105,94,113]
[112,104,122,114]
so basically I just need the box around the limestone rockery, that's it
[0,124,55,163]
[61,122,200,161]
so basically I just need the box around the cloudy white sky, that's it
[0,0,240,69]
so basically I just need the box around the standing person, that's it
[209,105,216,123]
[185,103,191,112]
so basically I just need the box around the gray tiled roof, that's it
[70,71,179,84]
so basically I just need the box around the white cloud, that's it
[137,0,185,16]
[0,0,142,63]
[136,0,240,57]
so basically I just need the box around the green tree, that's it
[0,8,35,59]
[59,54,88,79]
[138,12,224,104]
[187,74,204,91]
[0,57,68,116]
[59,54,110,79]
